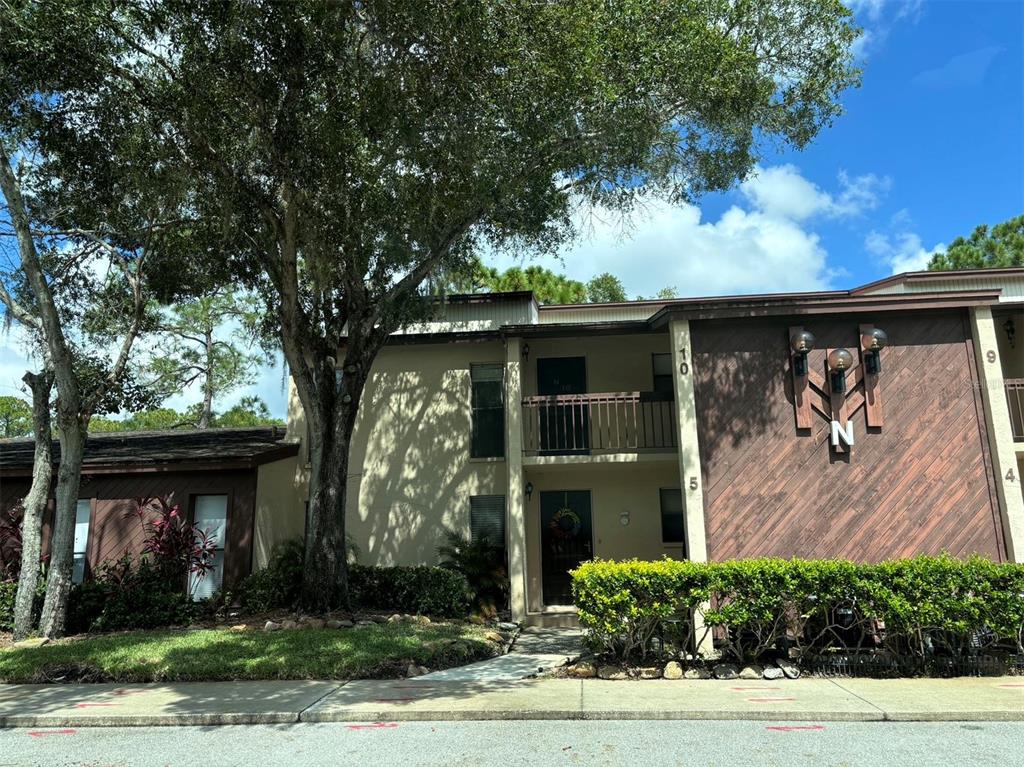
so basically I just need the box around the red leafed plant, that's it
[0,506,24,582]
[127,495,217,591]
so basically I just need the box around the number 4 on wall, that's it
[1007,467,1018,483]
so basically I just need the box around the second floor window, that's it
[652,353,673,393]
[471,364,505,458]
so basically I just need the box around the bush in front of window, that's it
[349,564,472,618]
[0,580,15,631]
[438,531,510,619]
[67,555,197,634]
[235,538,306,613]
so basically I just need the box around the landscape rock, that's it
[356,620,375,627]
[739,664,763,680]
[406,663,429,678]
[683,667,712,680]
[263,621,282,632]
[777,659,801,679]
[712,663,739,680]
[388,614,403,624]
[229,624,248,632]
[414,615,431,626]
[637,666,662,679]
[663,661,683,680]
[484,631,504,643]
[281,619,299,630]
[762,666,785,680]
[303,618,326,630]
[597,665,628,680]
[568,662,598,679]
[496,621,518,632]
[372,615,389,624]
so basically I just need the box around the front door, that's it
[536,356,589,454]
[540,490,593,605]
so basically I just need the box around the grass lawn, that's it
[0,622,498,683]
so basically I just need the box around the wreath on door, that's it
[549,506,582,540]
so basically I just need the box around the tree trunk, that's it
[198,327,214,429]
[12,369,54,640]
[299,350,369,614]
[37,416,86,638]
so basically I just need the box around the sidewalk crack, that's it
[297,681,347,723]
[826,677,888,720]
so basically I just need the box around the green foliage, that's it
[0,396,32,438]
[349,565,472,618]
[585,273,627,303]
[88,397,283,433]
[67,556,197,635]
[0,581,15,631]
[437,531,510,618]
[928,214,1024,270]
[236,539,306,613]
[572,557,1024,664]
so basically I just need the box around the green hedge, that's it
[349,565,471,617]
[0,581,15,631]
[572,556,1024,664]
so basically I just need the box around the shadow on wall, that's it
[352,364,499,567]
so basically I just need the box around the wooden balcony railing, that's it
[522,391,677,455]
[1007,378,1024,441]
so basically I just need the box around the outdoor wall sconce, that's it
[1004,318,1016,348]
[619,510,630,527]
[790,330,816,376]
[522,342,530,361]
[525,481,534,502]
[860,327,888,375]
[827,348,854,394]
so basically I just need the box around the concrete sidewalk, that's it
[0,677,1021,728]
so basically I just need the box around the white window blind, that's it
[189,495,227,600]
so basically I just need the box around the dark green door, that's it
[536,356,589,454]
[540,490,593,605]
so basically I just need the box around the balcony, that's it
[1007,379,1024,441]
[521,391,677,455]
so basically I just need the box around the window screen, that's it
[470,495,506,548]
[660,488,684,544]
[471,364,505,458]
[652,353,673,393]
[72,499,91,584]
[189,495,228,600]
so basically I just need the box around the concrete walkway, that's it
[418,627,583,682]
[1,676,1021,727]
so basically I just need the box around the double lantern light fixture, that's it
[790,327,888,394]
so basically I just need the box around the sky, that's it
[2,0,1022,420]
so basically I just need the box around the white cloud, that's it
[490,162,886,299]
[847,0,925,58]
[865,229,945,274]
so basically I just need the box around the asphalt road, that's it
[1,720,1023,767]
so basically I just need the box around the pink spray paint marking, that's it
[766,725,826,732]
[27,729,77,738]
[731,687,782,692]
[346,722,399,730]
[74,703,121,709]
[996,684,1024,688]
[747,697,797,703]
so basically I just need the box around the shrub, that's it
[127,495,217,593]
[572,558,712,660]
[0,506,23,581]
[0,580,15,631]
[236,539,305,613]
[438,531,509,618]
[349,565,471,617]
[67,556,197,634]
[571,556,1024,666]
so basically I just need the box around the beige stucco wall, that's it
[522,460,683,611]
[520,333,671,397]
[253,454,307,569]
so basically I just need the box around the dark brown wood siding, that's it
[0,469,257,588]
[692,310,1004,562]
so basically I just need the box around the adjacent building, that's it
[2,267,1023,623]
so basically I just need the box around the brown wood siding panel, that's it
[692,310,1004,562]
[0,470,257,588]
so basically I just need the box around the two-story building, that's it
[3,267,1023,624]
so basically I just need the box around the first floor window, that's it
[659,488,684,544]
[470,494,506,550]
[72,499,92,584]
[190,495,227,600]
[471,364,505,458]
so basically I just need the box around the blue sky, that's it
[2,0,1022,419]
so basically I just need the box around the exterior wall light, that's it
[861,328,888,375]
[1004,318,1016,348]
[790,330,815,376]
[522,342,530,361]
[827,348,854,394]
[525,481,534,502]
[619,510,630,526]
